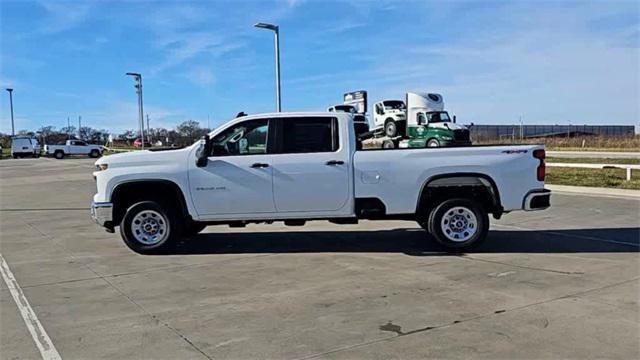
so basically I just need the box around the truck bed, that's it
[353,144,543,213]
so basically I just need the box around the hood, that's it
[94,144,195,169]
[428,122,467,131]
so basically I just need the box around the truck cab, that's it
[373,100,406,137]
[403,92,471,148]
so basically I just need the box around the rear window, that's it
[281,117,339,153]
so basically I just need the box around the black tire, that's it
[119,201,182,254]
[382,140,395,149]
[54,151,64,159]
[385,120,397,137]
[183,221,207,237]
[427,198,489,251]
[89,149,100,158]
[12,154,18,159]
[427,139,440,148]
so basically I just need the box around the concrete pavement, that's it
[1,157,638,359]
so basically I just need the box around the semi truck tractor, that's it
[365,92,471,148]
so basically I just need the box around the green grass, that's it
[547,157,640,165]
[546,147,640,152]
[546,167,640,190]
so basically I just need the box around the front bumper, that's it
[523,189,551,211]
[442,140,472,147]
[91,201,114,232]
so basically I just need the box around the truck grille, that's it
[453,129,470,141]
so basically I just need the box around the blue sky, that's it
[1,0,638,134]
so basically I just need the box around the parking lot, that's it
[1,157,638,359]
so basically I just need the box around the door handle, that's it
[251,163,269,168]
[326,160,344,165]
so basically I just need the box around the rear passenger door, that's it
[70,141,87,154]
[271,116,351,214]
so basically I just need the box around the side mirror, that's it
[453,115,457,123]
[196,135,211,168]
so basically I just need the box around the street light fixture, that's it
[254,22,281,112]
[125,72,146,149]
[6,88,15,136]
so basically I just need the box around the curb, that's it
[546,184,640,199]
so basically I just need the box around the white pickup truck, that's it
[45,140,103,159]
[91,112,550,254]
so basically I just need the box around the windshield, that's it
[383,101,405,110]
[425,111,451,123]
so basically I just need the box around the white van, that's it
[11,137,41,158]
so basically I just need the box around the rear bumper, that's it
[523,189,551,211]
[90,201,114,232]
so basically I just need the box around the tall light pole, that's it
[146,114,150,143]
[6,88,15,136]
[254,22,281,112]
[126,72,145,149]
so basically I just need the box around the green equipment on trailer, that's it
[399,92,471,148]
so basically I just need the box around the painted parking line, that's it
[0,254,61,360]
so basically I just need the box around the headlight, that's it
[96,164,108,171]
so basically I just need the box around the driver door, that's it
[188,118,276,218]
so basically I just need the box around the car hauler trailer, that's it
[362,92,471,148]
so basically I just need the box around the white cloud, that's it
[184,66,216,87]
[331,3,640,125]
[37,0,93,34]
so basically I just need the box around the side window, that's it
[77,141,87,146]
[417,113,426,125]
[210,119,269,156]
[281,117,338,153]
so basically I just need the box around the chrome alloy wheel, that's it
[130,210,169,245]
[440,206,478,242]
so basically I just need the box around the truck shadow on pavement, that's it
[172,227,639,255]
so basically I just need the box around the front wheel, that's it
[385,120,397,137]
[89,149,100,158]
[120,201,182,254]
[427,139,440,147]
[427,198,489,250]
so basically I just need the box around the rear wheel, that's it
[427,198,489,251]
[54,151,64,159]
[89,149,100,158]
[119,201,182,254]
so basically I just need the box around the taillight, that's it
[533,149,545,181]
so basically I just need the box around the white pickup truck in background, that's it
[45,140,103,159]
[91,112,550,254]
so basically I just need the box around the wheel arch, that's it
[111,179,190,227]
[416,172,503,217]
